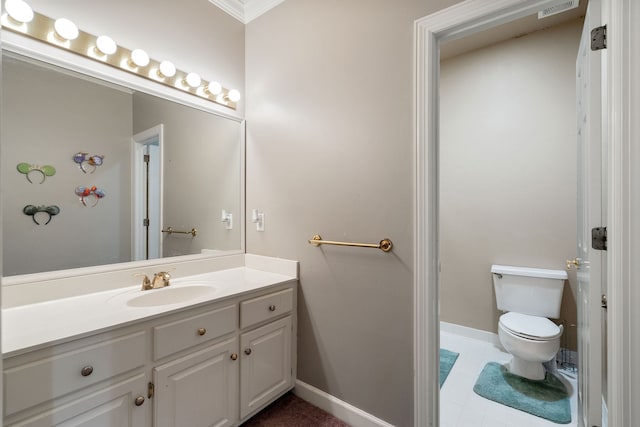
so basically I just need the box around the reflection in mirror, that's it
[2,52,243,276]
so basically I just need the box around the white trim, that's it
[440,322,501,347]
[606,0,640,426]
[413,1,605,426]
[208,0,245,22]
[293,380,394,427]
[207,0,285,24]
[132,125,165,261]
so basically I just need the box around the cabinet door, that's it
[240,316,292,419]
[154,337,239,427]
[6,373,148,427]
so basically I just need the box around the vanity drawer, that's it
[4,331,146,416]
[154,304,237,360]
[240,288,294,329]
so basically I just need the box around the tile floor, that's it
[440,330,578,427]
[240,392,349,426]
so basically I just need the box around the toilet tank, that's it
[491,264,567,318]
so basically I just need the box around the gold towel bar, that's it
[308,235,393,252]
[162,227,197,237]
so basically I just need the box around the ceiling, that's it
[440,1,587,59]
[206,0,586,57]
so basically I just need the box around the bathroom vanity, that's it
[2,255,297,427]
[0,3,291,424]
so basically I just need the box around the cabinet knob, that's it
[80,366,94,377]
[244,348,252,355]
[197,328,207,336]
[134,396,145,406]
[230,353,238,361]
[269,304,276,312]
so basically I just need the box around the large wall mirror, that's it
[2,51,244,278]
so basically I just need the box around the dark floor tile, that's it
[241,392,351,427]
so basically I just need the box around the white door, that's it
[240,316,292,419]
[153,337,239,427]
[575,0,606,425]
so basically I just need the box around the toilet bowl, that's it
[491,264,567,380]
[498,311,563,380]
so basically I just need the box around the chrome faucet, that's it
[136,271,171,290]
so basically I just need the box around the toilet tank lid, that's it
[491,264,568,280]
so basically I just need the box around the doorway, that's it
[413,1,610,426]
[439,15,583,425]
[132,124,164,261]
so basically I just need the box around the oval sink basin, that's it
[125,285,216,307]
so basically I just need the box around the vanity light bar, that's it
[0,5,240,110]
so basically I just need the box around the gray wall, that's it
[245,1,462,425]
[2,57,132,275]
[439,21,581,346]
[132,93,242,257]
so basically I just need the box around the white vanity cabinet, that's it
[153,337,240,427]
[3,280,297,427]
[239,289,294,419]
[3,330,150,427]
[152,303,240,427]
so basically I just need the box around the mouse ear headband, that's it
[23,205,60,225]
[17,163,56,183]
[73,152,105,174]
[75,186,106,207]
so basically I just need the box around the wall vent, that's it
[538,0,579,19]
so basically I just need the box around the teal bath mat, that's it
[439,349,459,388]
[473,362,571,424]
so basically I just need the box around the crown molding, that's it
[208,0,285,24]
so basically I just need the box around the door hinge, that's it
[591,25,607,51]
[592,226,607,251]
[143,218,150,227]
[601,294,608,309]
[143,154,150,163]
[148,382,155,399]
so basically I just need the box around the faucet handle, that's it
[134,273,153,290]
[155,271,171,280]
[153,271,171,288]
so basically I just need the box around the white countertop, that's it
[2,267,296,357]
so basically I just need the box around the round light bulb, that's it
[227,89,241,103]
[206,81,222,95]
[158,60,176,78]
[54,18,79,41]
[5,0,33,23]
[95,35,117,55]
[184,72,201,88]
[130,49,150,67]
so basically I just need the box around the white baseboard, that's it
[293,380,394,427]
[440,321,501,346]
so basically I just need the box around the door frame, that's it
[132,124,164,261]
[576,1,604,424]
[413,0,640,425]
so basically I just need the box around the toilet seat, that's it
[499,312,562,341]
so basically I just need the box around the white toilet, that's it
[491,264,567,380]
